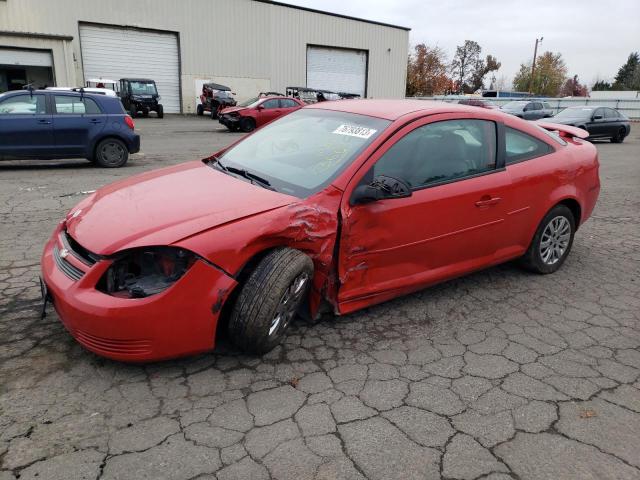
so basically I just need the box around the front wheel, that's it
[240,117,256,132]
[228,248,313,354]
[196,104,204,116]
[156,104,164,119]
[611,127,626,143]
[129,106,137,118]
[94,138,129,168]
[519,204,575,274]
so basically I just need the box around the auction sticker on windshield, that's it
[333,124,377,139]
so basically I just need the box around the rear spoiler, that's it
[536,121,589,139]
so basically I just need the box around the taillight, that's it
[124,115,135,130]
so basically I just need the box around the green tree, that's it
[613,52,640,90]
[513,51,567,96]
[592,80,612,91]
[470,54,502,92]
[450,40,482,93]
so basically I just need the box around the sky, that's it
[285,0,640,88]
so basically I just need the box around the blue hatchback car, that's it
[0,89,140,167]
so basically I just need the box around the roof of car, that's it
[121,78,155,82]
[306,99,475,120]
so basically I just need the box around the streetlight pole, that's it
[529,36,543,94]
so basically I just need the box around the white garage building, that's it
[0,0,409,113]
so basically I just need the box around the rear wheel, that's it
[240,117,256,132]
[94,138,128,168]
[156,104,164,119]
[611,127,626,143]
[519,204,575,274]
[228,248,313,354]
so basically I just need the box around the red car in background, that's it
[219,95,304,132]
[41,100,600,361]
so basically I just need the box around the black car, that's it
[550,106,631,143]
[0,89,140,167]
[119,78,163,118]
[197,83,237,119]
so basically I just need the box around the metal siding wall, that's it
[0,0,409,110]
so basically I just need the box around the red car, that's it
[219,95,304,132]
[41,100,600,361]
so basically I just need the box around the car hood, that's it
[220,106,247,115]
[65,161,297,255]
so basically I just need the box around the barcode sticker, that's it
[333,124,377,139]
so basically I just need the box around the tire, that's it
[240,117,256,133]
[197,104,204,116]
[519,204,575,274]
[611,127,626,143]
[94,138,129,168]
[157,104,164,119]
[228,248,313,354]
[142,108,149,118]
[210,102,218,119]
[129,106,137,118]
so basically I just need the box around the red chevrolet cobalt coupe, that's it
[41,100,600,361]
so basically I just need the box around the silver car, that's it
[500,100,553,120]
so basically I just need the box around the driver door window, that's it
[261,99,280,109]
[372,119,497,189]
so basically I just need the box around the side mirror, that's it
[351,175,412,205]
[256,104,264,110]
[592,114,603,120]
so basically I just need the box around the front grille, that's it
[53,245,85,281]
[62,231,99,266]
[74,329,152,356]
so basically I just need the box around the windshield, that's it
[217,109,390,198]
[554,107,593,119]
[501,101,526,110]
[238,97,261,107]
[130,81,157,95]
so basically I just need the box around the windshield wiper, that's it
[208,156,276,191]
[225,166,275,191]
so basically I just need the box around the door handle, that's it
[475,196,501,208]
[37,119,51,124]
[89,119,102,124]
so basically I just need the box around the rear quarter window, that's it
[505,127,553,164]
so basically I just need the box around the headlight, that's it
[97,247,197,298]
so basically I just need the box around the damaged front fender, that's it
[173,187,343,318]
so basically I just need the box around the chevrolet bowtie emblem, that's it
[59,248,70,259]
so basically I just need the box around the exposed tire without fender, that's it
[94,138,129,168]
[228,248,313,354]
[197,104,204,116]
[519,204,575,274]
[157,104,164,119]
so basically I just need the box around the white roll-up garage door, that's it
[80,25,180,113]
[307,46,367,98]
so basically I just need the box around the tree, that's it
[613,52,640,90]
[450,40,482,93]
[470,54,502,92]
[560,75,588,97]
[592,80,612,91]
[406,43,451,96]
[513,51,567,96]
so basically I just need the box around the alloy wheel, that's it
[539,216,571,265]
[268,273,309,337]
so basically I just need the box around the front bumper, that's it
[41,223,237,362]
[219,114,239,128]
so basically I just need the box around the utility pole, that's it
[529,36,543,94]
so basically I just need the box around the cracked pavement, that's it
[1,117,639,480]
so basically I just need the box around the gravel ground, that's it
[1,116,639,480]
